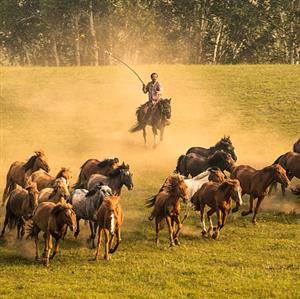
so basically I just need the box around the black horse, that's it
[186,136,237,161]
[176,150,235,177]
[294,138,300,153]
[130,99,171,148]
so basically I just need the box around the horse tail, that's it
[2,165,15,206]
[291,185,300,196]
[129,122,144,133]
[145,195,156,208]
[175,155,187,175]
[26,221,36,240]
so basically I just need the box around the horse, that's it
[2,151,50,206]
[231,164,289,224]
[29,167,72,191]
[269,152,300,196]
[70,183,112,248]
[146,174,188,247]
[181,167,226,223]
[27,202,77,266]
[87,163,133,195]
[94,195,123,261]
[129,98,171,148]
[176,150,235,177]
[74,158,119,189]
[191,179,243,239]
[1,182,39,239]
[293,138,300,153]
[186,136,237,161]
[38,178,70,204]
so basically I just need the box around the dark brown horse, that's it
[27,202,77,266]
[147,174,188,247]
[30,167,72,191]
[1,182,39,238]
[74,158,119,189]
[293,138,300,153]
[191,179,243,239]
[186,136,237,161]
[176,151,235,177]
[269,151,300,196]
[87,163,133,195]
[231,164,289,223]
[2,151,50,206]
[94,195,123,261]
[130,98,171,148]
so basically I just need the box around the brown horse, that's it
[1,182,39,239]
[191,179,242,239]
[176,150,235,177]
[94,195,123,260]
[38,178,70,204]
[2,151,50,206]
[270,152,300,196]
[147,174,188,247]
[74,158,119,189]
[27,202,77,266]
[231,164,289,223]
[30,167,72,191]
[293,138,300,153]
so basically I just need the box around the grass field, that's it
[0,65,299,298]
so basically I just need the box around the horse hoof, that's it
[169,242,175,247]
[241,211,249,217]
[201,230,208,237]
[43,259,50,267]
[252,220,257,225]
[104,255,111,261]
[212,232,219,240]
[174,239,180,246]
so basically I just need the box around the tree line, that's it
[0,0,299,66]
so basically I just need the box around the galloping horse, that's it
[147,174,188,247]
[130,99,171,148]
[191,179,243,239]
[2,151,50,206]
[87,163,133,195]
[27,202,77,266]
[186,136,237,161]
[74,158,119,189]
[30,167,72,191]
[270,151,300,196]
[176,151,235,177]
[231,164,289,223]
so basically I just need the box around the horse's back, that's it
[231,165,256,194]
[32,202,55,231]
[186,147,208,156]
[87,174,107,190]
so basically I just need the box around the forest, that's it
[0,0,299,66]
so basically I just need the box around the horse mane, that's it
[55,167,69,179]
[51,203,72,216]
[218,179,236,191]
[86,182,104,197]
[108,163,129,178]
[208,150,227,164]
[97,158,119,169]
[23,155,38,172]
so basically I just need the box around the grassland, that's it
[0,65,299,299]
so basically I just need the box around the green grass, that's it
[0,65,299,299]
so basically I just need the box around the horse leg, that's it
[212,209,222,239]
[89,221,96,248]
[166,216,175,247]
[155,218,160,246]
[17,219,22,239]
[143,127,147,146]
[74,218,80,239]
[281,184,286,198]
[43,232,52,267]
[104,229,110,260]
[172,216,182,245]
[200,205,207,236]
[1,213,9,237]
[252,196,264,224]
[20,217,25,239]
[152,127,159,148]
[50,238,60,260]
[94,227,102,261]
[34,231,40,261]
[181,202,191,224]
[109,227,121,254]
[241,195,254,216]
[160,126,165,142]
[207,208,216,235]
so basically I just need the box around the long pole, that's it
[104,50,145,85]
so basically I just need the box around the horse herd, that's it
[1,137,299,266]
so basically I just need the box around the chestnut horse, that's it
[186,136,237,161]
[30,167,72,191]
[293,138,300,153]
[2,151,50,206]
[38,178,70,204]
[1,183,39,239]
[231,164,289,223]
[191,179,242,239]
[176,150,235,177]
[147,174,188,247]
[27,202,77,266]
[94,195,123,260]
[270,151,300,196]
[74,158,119,189]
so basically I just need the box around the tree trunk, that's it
[73,13,81,66]
[52,34,60,66]
[89,0,99,66]
[213,24,223,64]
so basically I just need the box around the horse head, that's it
[52,203,77,232]
[171,174,188,203]
[119,163,133,191]
[159,98,171,120]
[209,151,235,173]
[273,164,289,188]
[34,151,50,172]
[25,182,39,217]
[53,177,70,200]
[215,136,237,161]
